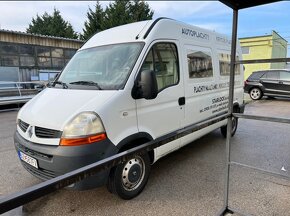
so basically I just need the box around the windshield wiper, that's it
[69,81,102,90]
[50,81,68,89]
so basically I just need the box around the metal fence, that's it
[0,81,44,107]
[218,7,290,216]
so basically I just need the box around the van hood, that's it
[18,88,116,131]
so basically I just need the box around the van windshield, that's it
[57,43,144,90]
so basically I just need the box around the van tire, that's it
[221,116,238,138]
[107,153,151,199]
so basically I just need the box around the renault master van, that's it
[15,18,244,199]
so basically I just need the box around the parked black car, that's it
[244,69,290,100]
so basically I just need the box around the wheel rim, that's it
[250,88,261,99]
[122,156,145,191]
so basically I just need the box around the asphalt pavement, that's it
[0,98,289,216]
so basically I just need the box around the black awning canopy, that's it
[219,0,282,10]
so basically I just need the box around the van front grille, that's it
[18,119,29,132]
[35,126,62,139]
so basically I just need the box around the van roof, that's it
[80,20,153,50]
[80,18,232,50]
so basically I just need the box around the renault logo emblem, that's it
[28,126,33,138]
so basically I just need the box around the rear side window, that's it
[280,71,290,81]
[248,72,265,80]
[262,71,279,80]
[218,53,240,76]
[140,43,179,91]
[187,50,213,78]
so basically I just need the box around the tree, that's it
[81,1,105,41]
[129,0,154,22]
[27,8,78,39]
[103,0,132,29]
[81,0,154,40]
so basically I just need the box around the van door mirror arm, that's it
[132,81,142,99]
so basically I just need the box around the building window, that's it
[37,47,51,57]
[0,42,77,69]
[38,57,51,67]
[52,58,64,68]
[64,49,77,58]
[1,56,19,66]
[242,47,250,54]
[187,50,213,78]
[0,44,18,55]
[51,48,64,58]
[19,45,35,56]
[20,56,35,67]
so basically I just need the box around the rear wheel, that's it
[249,88,262,100]
[107,153,150,199]
[221,116,238,138]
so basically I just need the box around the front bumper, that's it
[14,131,118,190]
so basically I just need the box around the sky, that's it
[0,1,289,54]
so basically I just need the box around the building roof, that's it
[0,29,83,43]
[239,30,287,43]
[219,0,281,10]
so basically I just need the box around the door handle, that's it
[178,97,185,106]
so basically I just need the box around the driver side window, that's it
[140,43,179,91]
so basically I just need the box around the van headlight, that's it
[60,112,107,146]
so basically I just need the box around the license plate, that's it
[19,151,38,169]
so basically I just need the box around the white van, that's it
[14,18,244,199]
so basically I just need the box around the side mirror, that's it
[132,70,158,100]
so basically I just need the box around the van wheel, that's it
[249,88,262,100]
[107,153,150,199]
[221,116,238,138]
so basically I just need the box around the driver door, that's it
[135,41,185,160]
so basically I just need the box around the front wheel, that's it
[221,116,238,138]
[249,87,263,100]
[107,153,151,199]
